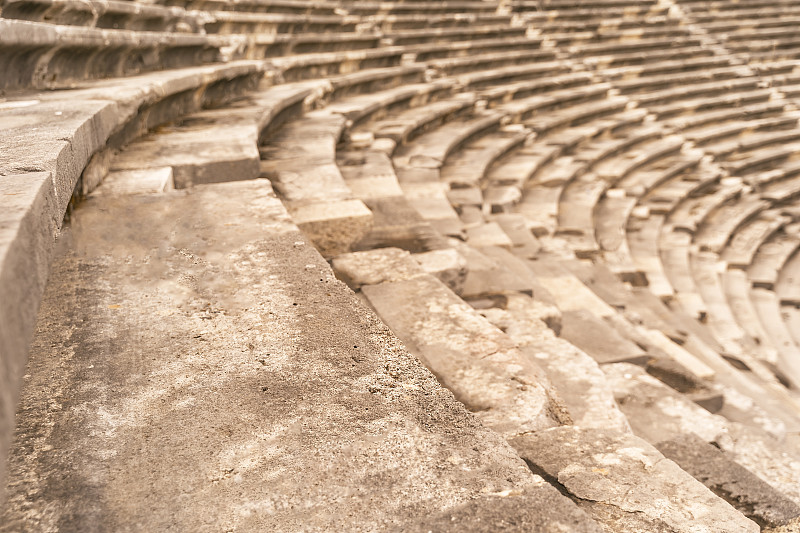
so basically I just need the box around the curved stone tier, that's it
[4,0,800,530]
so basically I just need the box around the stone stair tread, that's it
[511,426,760,533]
[111,119,261,189]
[603,362,800,504]
[2,179,563,529]
[341,249,564,438]
[656,433,800,530]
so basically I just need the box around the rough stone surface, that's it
[290,199,373,257]
[656,433,800,529]
[331,247,425,289]
[481,301,631,434]
[1,179,556,531]
[361,275,567,437]
[111,123,261,189]
[603,363,800,506]
[511,426,759,533]
[0,172,60,503]
[412,248,469,294]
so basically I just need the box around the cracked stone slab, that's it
[511,426,759,533]
[657,433,800,529]
[404,479,604,533]
[604,363,800,507]
[480,299,631,434]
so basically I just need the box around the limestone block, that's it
[657,433,800,529]
[413,248,468,294]
[361,275,566,437]
[290,199,373,257]
[512,426,759,533]
[331,248,424,290]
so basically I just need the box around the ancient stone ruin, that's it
[3,0,800,530]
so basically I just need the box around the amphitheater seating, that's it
[5,0,800,529]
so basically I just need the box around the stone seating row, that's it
[6,0,800,529]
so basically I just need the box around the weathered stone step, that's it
[708,130,800,160]
[720,208,791,268]
[441,127,530,190]
[480,71,595,105]
[427,49,558,76]
[1,0,202,31]
[515,4,667,19]
[0,62,266,490]
[110,111,261,189]
[690,249,783,382]
[260,111,372,256]
[656,433,800,531]
[2,179,580,530]
[338,147,449,253]
[723,268,785,374]
[665,100,788,132]
[0,19,233,90]
[748,223,800,289]
[695,195,772,254]
[331,247,567,438]
[197,10,360,34]
[603,363,800,503]
[600,55,737,81]
[394,112,504,169]
[684,115,800,147]
[649,88,774,121]
[511,426,760,533]
[455,60,573,91]
[384,24,527,46]
[485,304,632,433]
[359,93,476,145]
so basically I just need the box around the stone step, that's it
[394,112,504,169]
[260,111,372,256]
[326,79,455,127]
[649,89,775,121]
[338,147,449,253]
[384,24,527,46]
[441,127,530,190]
[710,130,800,161]
[603,363,800,503]
[0,62,266,491]
[427,49,558,76]
[511,426,760,533]
[656,433,800,531]
[723,268,785,372]
[0,19,236,90]
[480,71,595,105]
[331,247,567,438]
[198,10,361,34]
[749,223,800,289]
[359,93,476,145]
[1,0,202,32]
[110,111,262,189]
[687,116,800,150]
[665,100,788,132]
[2,179,575,530]
[479,297,631,433]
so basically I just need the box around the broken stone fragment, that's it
[511,426,759,533]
